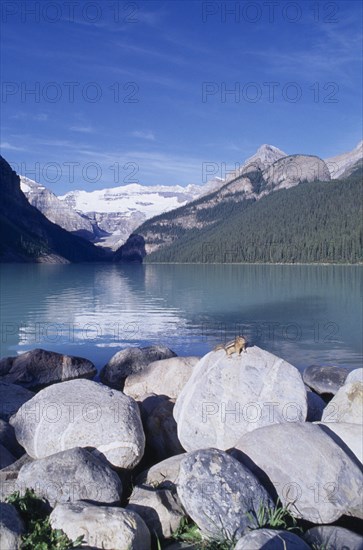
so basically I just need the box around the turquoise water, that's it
[0,264,362,372]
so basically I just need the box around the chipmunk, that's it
[213,335,247,357]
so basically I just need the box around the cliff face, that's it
[0,156,108,263]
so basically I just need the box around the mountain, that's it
[136,154,331,255]
[325,140,363,179]
[58,183,201,250]
[144,170,363,264]
[0,156,108,263]
[20,176,103,241]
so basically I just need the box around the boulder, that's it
[304,525,363,550]
[235,528,311,549]
[177,448,273,541]
[346,368,363,384]
[0,502,25,550]
[100,345,177,390]
[135,454,185,491]
[0,444,16,470]
[0,454,33,502]
[232,422,363,523]
[50,501,151,549]
[127,485,185,539]
[321,381,363,424]
[0,420,24,458]
[317,422,363,464]
[145,397,184,461]
[0,382,34,421]
[16,447,122,507]
[303,365,348,396]
[306,388,326,422]
[124,356,200,400]
[0,348,96,389]
[174,347,307,452]
[10,379,145,469]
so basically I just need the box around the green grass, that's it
[6,490,84,550]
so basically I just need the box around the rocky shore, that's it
[0,345,362,549]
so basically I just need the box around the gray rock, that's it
[317,422,363,464]
[50,501,151,549]
[262,154,331,191]
[0,454,33,502]
[16,447,122,507]
[0,382,34,421]
[177,448,274,541]
[232,422,363,523]
[127,485,185,539]
[346,368,363,385]
[304,526,363,550]
[235,528,311,549]
[0,502,25,550]
[124,356,200,400]
[303,365,348,395]
[0,420,24,458]
[306,388,326,422]
[174,347,307,452]
[0,348,96,390]
[0,444,16,470]
[135,454,185,491]
[321,381,363,424]
[145,398,184,461]
[10,379,145,469]
[100,345,177,390]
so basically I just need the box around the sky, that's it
[1,0,362,194]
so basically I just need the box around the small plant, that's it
[172,517,235,549]
[247,500,300,533]
[6,490,84,549]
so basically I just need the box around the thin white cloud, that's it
[0,141,26,151]
[10,112,48,121]
[70,125,95,134]
[131,130,156,141]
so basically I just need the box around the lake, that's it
[0,264,362,373]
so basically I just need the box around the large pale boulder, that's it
[0,382,34,421]
[16,447,122,507]
[321,381,363,424]
[304,526,363,550]
[346,368,363,384]
[232,423,363,523]
[124,356,200,400]
[0,348,96,389]
[174,347,307,451]
[177,448,273,541]
[0,502,24,550]
[10,379,145,469]
[317,422,363,464]
[127,485,185,539]
[235,529,310,549]
[100,345,177,390]
[50,501,150,550]
[303,365,348,395]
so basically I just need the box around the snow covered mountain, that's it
[324,140,363,179]
[58,183,201,249]
[18,141,361,252]
[20,177,102,240]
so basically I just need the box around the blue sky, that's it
[1,0,362,194]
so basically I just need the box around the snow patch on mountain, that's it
[325,140,363,179]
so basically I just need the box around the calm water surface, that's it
[0,264,362,372]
